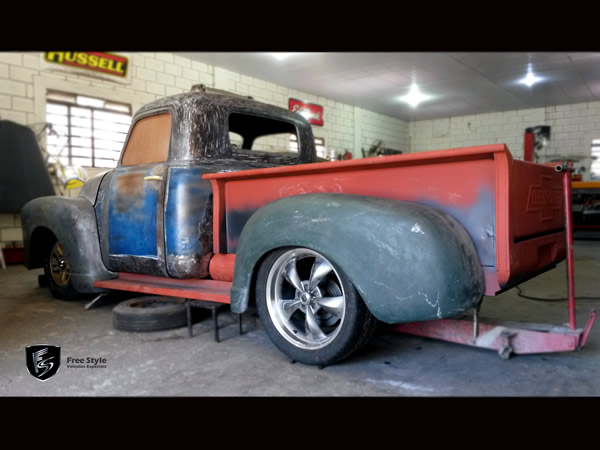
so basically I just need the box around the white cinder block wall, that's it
[409,102,600,169]
[359,109,408,156]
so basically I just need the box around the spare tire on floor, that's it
[112,296,188,332]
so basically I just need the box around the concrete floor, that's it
[1,240,599,396]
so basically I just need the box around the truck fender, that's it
[79,170,109,205]
[21,196,117,293]
[230,193,485,323]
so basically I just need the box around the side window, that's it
[227,112,298,154]
[121,113,171,166]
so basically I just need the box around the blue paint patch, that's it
[416,187,496,267]
[107,168,159,257]
[164,167,211,258]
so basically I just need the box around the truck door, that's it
[105,112,171,276]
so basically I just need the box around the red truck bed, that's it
[205,144,566,296]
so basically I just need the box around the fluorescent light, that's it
[519,64,544,87]
[399,83,432,107]
[270,53,293,61]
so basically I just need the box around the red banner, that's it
[289,98,324,126]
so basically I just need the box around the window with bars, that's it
[45,91,132,169]
[289,135,327,159]
[592,139,600,180]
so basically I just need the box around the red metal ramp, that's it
[93,273,231,304]
[394,311,596,359]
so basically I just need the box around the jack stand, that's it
[186,300,244,343]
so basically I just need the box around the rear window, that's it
[227,112,298,158]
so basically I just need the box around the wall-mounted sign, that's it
[42,52,131,83]
[289,98,324,126]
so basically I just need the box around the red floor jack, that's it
[394,162,597,359]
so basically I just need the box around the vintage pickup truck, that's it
[21,89,567,365]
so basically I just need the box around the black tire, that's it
[112,296,188,332]
[256,247,377,366]
[43,238,80,300]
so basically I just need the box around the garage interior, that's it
[0,52,599,396]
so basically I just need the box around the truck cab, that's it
[22,91,317,296]
[96,91,317,280]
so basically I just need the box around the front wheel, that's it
[256,247,377,366]
[43,239,79,300]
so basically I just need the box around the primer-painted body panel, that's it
[79,170,108,205]
[21,196,116,292]
[229,194,485,323]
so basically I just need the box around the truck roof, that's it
[130,90,316,163]
[134,91,308,126]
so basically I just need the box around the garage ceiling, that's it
[176,52,600,121]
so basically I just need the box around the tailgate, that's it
[511,160,565,240]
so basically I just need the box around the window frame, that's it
[226,110,301,155]
[45,91,132,169]
[290,134,327,159]
[118,108,173,167]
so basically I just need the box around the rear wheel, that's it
[44,240,79,300]
[256,247,377,366]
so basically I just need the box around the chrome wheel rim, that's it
[49,242,71,287]
[266,248,346,350]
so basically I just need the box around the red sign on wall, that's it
[289,98,324,126]
[44,52,129,78]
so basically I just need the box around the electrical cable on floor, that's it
[516,286,600,302]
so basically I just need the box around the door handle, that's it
[143,176,163,181]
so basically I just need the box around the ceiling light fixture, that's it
[399,83,432,107]
[270,53,293,61]
[519,64,543,87]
